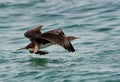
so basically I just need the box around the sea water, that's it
[0,0,120,82]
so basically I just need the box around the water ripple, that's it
[0,0,120,82]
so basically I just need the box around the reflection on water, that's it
[28,58,49,66]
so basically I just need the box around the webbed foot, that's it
[35,51,49,55]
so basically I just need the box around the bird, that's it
[17,25,80,55]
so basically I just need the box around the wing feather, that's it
[45,28,65,35]
[35,32,75,52]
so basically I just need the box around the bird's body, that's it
[28,42,53,51]
[40,43,54,49]
[17,25,80,55]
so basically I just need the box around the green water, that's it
[0,0,120,82]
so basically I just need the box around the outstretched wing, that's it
[24,25,43,42]
[45,28,65,35]
[35,29,75,52]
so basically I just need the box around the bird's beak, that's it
[16,47,25,51]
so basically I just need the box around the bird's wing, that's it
[24,25,43,42]
[45,28,65,35]
[35,30,75,52]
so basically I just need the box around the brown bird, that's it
[17,25,80,55]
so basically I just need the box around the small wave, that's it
[92,28,113,32]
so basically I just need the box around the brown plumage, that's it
[17,25,80,55]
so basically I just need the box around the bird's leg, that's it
[33,42,49,55]
[34,42,40,54]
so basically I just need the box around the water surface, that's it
[0,0,120,82]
